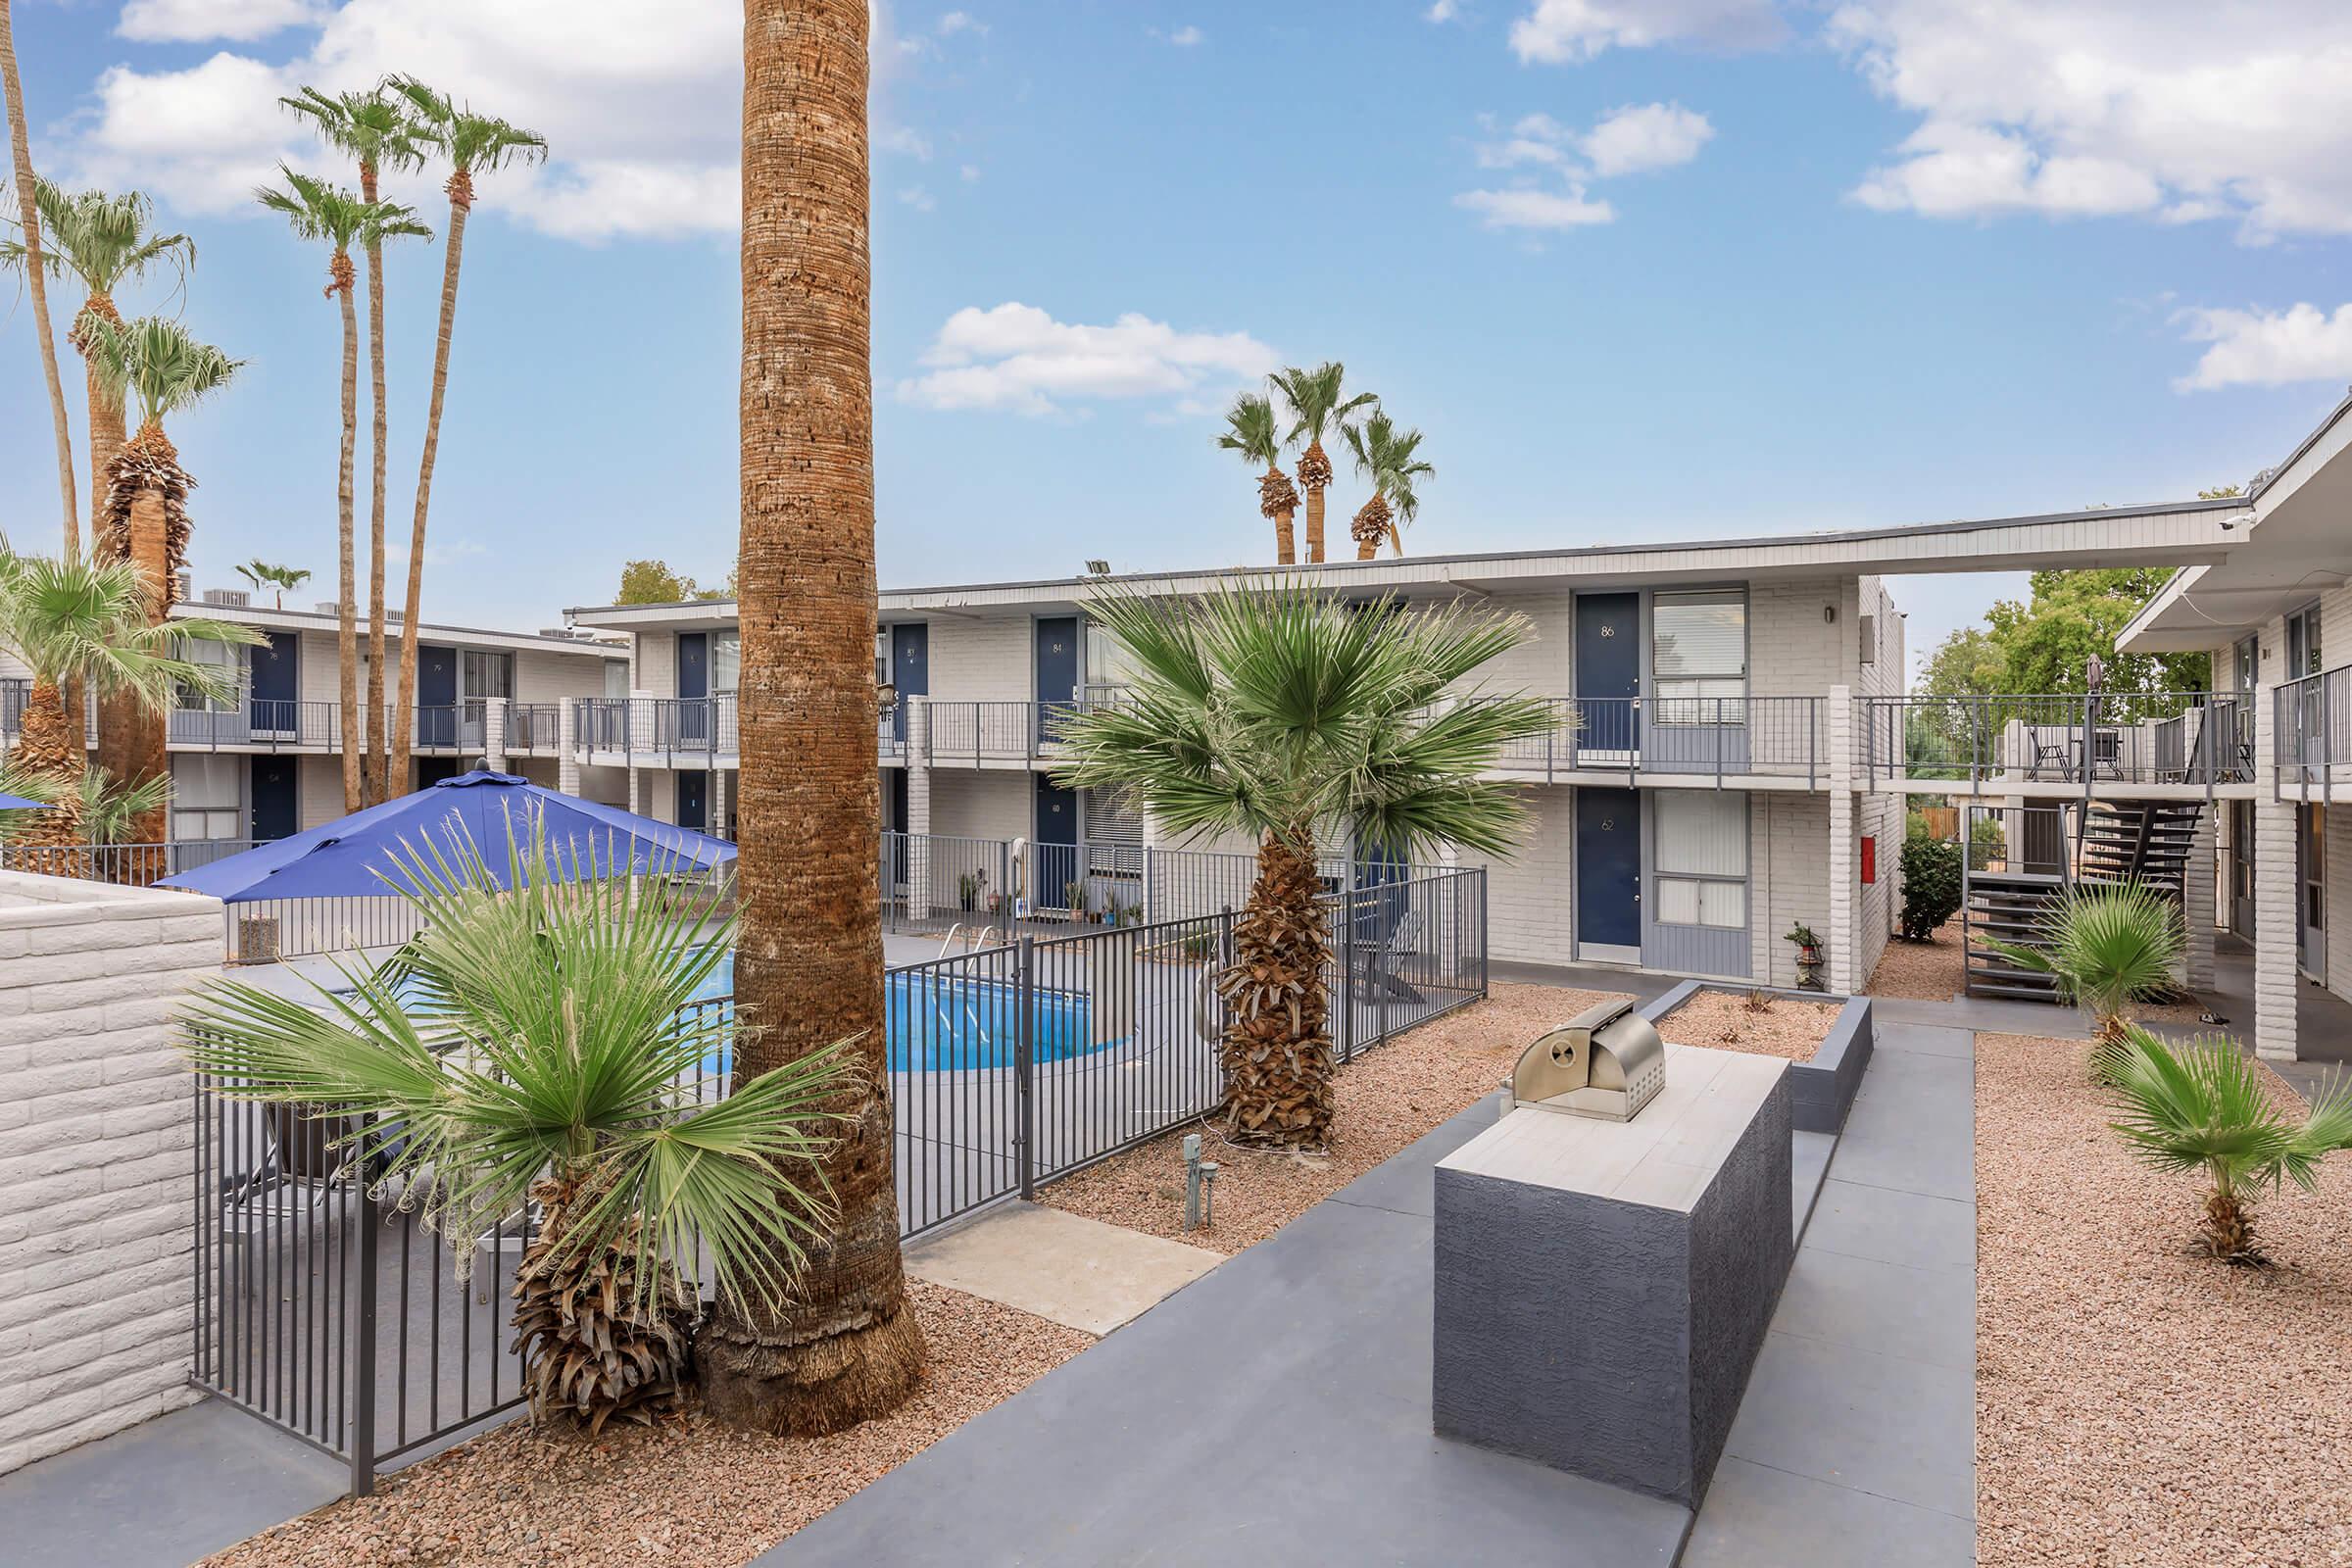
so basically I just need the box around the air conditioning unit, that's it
[201,588,251,609]
[316,601,348,615]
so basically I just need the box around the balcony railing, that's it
[1488,696,1827,785]
[167,698,342,750]
[919,698,1135,763]
[1860,691,2253,790]
[572,695,739,760]
[505,702,562,755]
[2276,664,2352,786]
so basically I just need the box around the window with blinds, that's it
[1651,589,1746,725]
[1652,791,1746,930]
[173,637,243,713]
[1085,787,1147,877]
[172,755,244,842]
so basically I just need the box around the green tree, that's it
[616,560,700,603]
[1053,581,1554,1146]
[1982,569,2210,696]
[1916,624,2003,697]
[1267,363,1377,565]
[234,560,312,609]
[1339,410,1433,561]
[180,816,856,1431]
[1982,880,2184,1053]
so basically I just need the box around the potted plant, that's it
[957,869,985,913]
[1065,879,1088,922]
[1786,923,1825,992]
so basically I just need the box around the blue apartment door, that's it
[1576,787,1642,956]
[1034,775,1080,911]
[249,756,298,842]
[417,643,457,750]
[677,632,709,746]
[890,623,928,741]
[249,631,298,735]
[677,771,708,832]
[1576,593,1640,754]
[1035,616,1079,744]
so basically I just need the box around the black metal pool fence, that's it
[190,864,1489,1494]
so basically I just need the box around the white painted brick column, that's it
[557,700,581,797]
[1827,686,1856,994]
[483,697,508,774]
[2252,686,2299,1061]
[0,874,226,1476]
[628,765,644,816]
[906,702,933,923]
[2183,807,2217,992]
[710,768,728,840]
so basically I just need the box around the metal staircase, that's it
[1960,799,2205,1001]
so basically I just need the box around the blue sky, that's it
[5,0,2350,673]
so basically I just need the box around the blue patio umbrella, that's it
[156,770,734,904]
[0,792,52,810]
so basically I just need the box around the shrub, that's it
[1983,879,2182,1051]
[1899,832,1962,939]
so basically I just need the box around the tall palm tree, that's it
[79,315,241,844]
[181,815,857,1430]
[1055,581,1554,1145]
[258,168,429,813]
[0,0,77,552]
[283,85,426,805]
[1268,362,1376,565]
[384,77,543,802]
[233,560,311,609]
[700,0,927,1437]
[0,549,254,851]
[1340,411,1434,561]
[1,180,195,801]
[1216,392,1298,565]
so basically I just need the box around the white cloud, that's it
[880,125,933,161]
[1426,0,1462,19]
[1454,185,1615,230]
[1578,102,1714,176]
[959,163,982,181]
[898,184,936,212]
[118,0,321,42]
[1828,0,2352,237]
[46,0,943,243]
[1150,24,1204,46]
[936,11,985,36]
[2173,303,2352,392]
[1509,0,1784,64]
[898,302,1276,416]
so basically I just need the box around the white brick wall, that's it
[924,617,1034,704]
[0,872,225,1476]
[1458,785,1574,964]
[1750,791,1834,988]
[928,769,1031,843]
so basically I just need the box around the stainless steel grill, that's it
[1507,998,1664,1122]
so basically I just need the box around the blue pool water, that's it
[368,949,1102,1074]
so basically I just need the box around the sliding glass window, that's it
[1651,589,1746,726]
[1652,790,1746,930]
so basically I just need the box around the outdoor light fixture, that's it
[877,680,899,718]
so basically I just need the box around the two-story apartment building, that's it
[565,497,2251,1020]
[2120,388,2352,1068]
[1,589,630,843]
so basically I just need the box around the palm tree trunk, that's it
[1304,485,1325,564]
[77,315,124,795]
[1217,829,1336,1147]
[394,183,471,802]
[0,0,78,555]
[16,679,84,870]
[1298,440,1331,564]
[701,0,925,1436]
[119,478,172,846]
[336,266,363,812]
[362,162,390,806]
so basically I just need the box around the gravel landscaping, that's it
[202,1281,1092,1568]
[1041,981,1625,1254]
[1868,919,1964,1000]
[1651,987,1840,1061]
[1975,1031,2352,1568]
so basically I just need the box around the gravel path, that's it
[1039,982,1623,1254]
[1652,988,1838,1060]
[1868,920,1964,1000]
[1976,1032,2352,1568]
[202,1281,1092,1568]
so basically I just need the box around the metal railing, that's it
[504,703,562,755]
[881,831,1015,939]
[919,698,1132,764]
[2276,665,2350,799]
[569,695,739,760]
[167,699,342,750]
[0,837,256,885]
[1487,695,1825,786]
[1860,691,2253,793]
[190,866,1487,1494]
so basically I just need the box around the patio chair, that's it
[220,1103,381,1239]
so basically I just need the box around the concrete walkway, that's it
[0,1397,344,1568]
[902,1200,1222,1335]
[1682,1018,1979,1567]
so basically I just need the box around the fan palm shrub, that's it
[2105,1027,2352,1264]
[179,814,857,1433]
[1981,879,2183,1055]
[1054,580,1553,1147]
[1216,392,1299,565]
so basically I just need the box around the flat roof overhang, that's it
[2120,395,2352,654]
[571,497,2247,626]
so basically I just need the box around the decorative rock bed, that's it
[1639,981,1873,1134]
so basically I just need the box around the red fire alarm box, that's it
[1860,835,1877,885]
